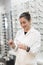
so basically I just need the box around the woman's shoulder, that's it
[32,27,41,37]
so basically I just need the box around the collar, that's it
[23,27,34,36]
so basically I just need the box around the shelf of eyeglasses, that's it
[2,34,6,36]
[32,22,43,25]
[0,50,7,52]
[0,50,1,51]
[40,49,43,52]
[39,28,43,30]
[3,48,9,51]
[4,44,9,46]
[37,1,43,7]
[5,48,9,50]
[30,6,43,13]
[41,37,43,41]
[2,27,6,29]
[2,17,5,19]
[35,27,43,30]
[32,19,43,22]
[2,24,5,26]
[13,28,21,30]
[33,20,43,24]
[41,33,43,36]
[32,23,38,26]
[12,16,17,20]
[28,28,43,35]
[39,30,43,34]
[32,27,39,30]
[32,16,43,20]
[13,28,21,32]
[3,39,7,44]
[29,0,43,7]
[2,32,8,34]
[2,21,5,23]
[2,20,5,22]
[1,36,7,38]
[38,23,43,26]
[0,49,6,52]
[1,51,9,55]
[13,25,22,29]
[40,46,43,51]
[1,32,7,34]
[1,27,6,29]
[29,8,37,13]
[38,15,43,19]
[1,39,7,41]
[8,28,13,32]
[1,48,9,51]
[2,31,6,33]
[38,6,43,11]
[0,38,7,41]
[37,7,43,12]
[14,21,20,24]
[41,39,43,41]
[0,45,7,48]
[1,46,9,48]
[2,29,6,31]
[12,11,18,15]
[41,35,43,39]
[13,28,17,30]
[41,42,43,46]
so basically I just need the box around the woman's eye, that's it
[20,21,26,25]
[23,22,26,24]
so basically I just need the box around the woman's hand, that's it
[18,43,27,50]
[8,40,27,50]
[8,40,15,48]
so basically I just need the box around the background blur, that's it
[0,0,43,65]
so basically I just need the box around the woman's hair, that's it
[19,12,31,21]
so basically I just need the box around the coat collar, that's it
[22,26,34,36]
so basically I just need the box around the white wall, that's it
[5,0,11,12]
[0,0,5,41]
[0,0,43,58]
[10,0,43,54]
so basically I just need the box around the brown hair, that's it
[19,12,31,21]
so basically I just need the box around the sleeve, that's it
[14,31,20,45]
[13,31,20,51]
[29,32,41,55]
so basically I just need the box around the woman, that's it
[8,12,41,65]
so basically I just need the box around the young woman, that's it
[8,12,41,65]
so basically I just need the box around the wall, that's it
[11,0,43,54]
[0,0,43,58]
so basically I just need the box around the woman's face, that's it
[19,17,31,31]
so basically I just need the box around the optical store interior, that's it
[0,0,43,65]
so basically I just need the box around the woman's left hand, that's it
[18,43,27,50]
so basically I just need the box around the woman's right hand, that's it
[8,39,15,48]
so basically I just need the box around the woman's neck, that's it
[24,26,31,32]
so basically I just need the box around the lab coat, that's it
[14,27,41,65]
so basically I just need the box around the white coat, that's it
[14,27,41,65]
